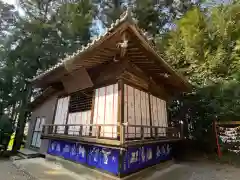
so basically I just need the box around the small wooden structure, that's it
[215,121,240,155]
[28,9,191,178]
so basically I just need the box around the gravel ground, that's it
[1,158,240,180]
[0,159,33,180]
[157,162,240,180]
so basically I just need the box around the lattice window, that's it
[68,90,93,113]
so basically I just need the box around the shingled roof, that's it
[31,8,191,92]
[31,9,132,82]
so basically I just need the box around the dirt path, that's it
[0,159,32,180]
[1,158,240,180]
[157,162,240,180]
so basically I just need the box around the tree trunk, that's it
[12,83,32,153]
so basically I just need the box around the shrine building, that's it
[26,9,191,178]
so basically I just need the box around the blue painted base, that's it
[47,140,172,176]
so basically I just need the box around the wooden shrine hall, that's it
[28,9,191,178]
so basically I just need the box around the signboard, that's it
[48,140,119,175]
[122,143,172,174]
[47,140,171,176]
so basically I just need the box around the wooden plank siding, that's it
[92,84,119,138]
[123,84,168,139]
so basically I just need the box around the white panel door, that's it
[54,97,70,133]
[92,84,118,138]
[81,110,91,136]
[31,117,45,148]
[31,117,41,147]
[67,111,91,136]
[67,112,78,135]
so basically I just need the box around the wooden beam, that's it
[124,61,150,83]
[121,78,148,93]
[123,138,181,147]
[42,134,121,146]
[122,60,170,100]
[127,26,191,92]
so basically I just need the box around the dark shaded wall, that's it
[26,93,59,154]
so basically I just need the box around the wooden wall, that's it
[150,95,168,136]
[124,84,151,138]
[124,84,168,138]
[27,92,59,154]
[51,83,167,139]
[93,83,119,138]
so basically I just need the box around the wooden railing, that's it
[42,123,182,145]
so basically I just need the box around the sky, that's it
[1,0,16,5]
[1,0,23,15]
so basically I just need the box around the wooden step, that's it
[17,148,42,159]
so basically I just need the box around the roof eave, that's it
[31,10,132,84]
[127,24,192,92]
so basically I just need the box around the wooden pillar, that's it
[118,149,126,177]
[51,96,59,125]
[118,79,124,141]
[64,96,70,135]
[89,91,96,136]
[148,92,153,137]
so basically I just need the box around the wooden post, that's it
[213,120,222,158]
[148,93,153,137]
[54,125,58,134]
[141,126,144,140]
[180,122,184,139]
[51,95,60,125]
[118,149,124,178]
[118,80,124,140]
[64,125,69,135]
[97,125,101,139]
[120,125,125,144]
[79,125,83,137]
[49,125,53,134]
[154,127,158,138]
[42,125,45,135]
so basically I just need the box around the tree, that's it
[0,0,95,152]
[164,1,240,150]
[164,3,240,85]
[94,0,201,37]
